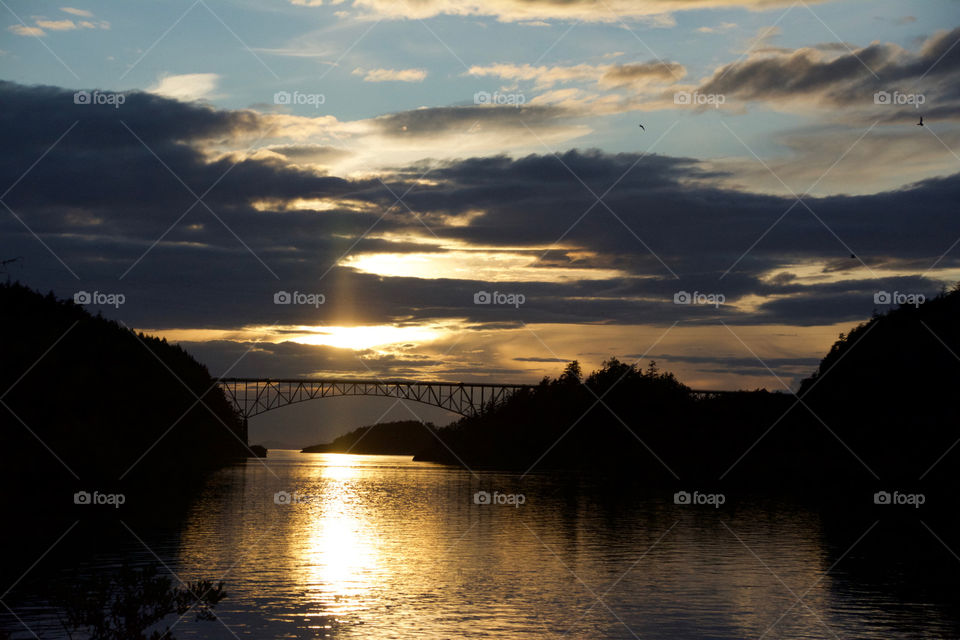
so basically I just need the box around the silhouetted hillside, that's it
[417,287,960,496]
[0,282,249,507]
[797,284,960,484]
[302,420,437,455]
[414,360,756,476]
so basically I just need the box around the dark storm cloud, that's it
[0,82,370,242]
[0,81,262,150]
[697,26,960,118]
[390,150,960,282]
[1,80,957,335]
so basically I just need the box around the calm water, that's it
[5,451,959,638]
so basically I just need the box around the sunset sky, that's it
[2,0,958,443]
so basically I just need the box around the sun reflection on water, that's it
[162,452,960,639]
[297,455,383,624]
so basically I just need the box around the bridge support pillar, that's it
[241,418,248,446]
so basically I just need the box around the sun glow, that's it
[287,324,444,350]
[342,250,626,282]
[142,322,454,352]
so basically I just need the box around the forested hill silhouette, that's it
[0,282,249,508]
[301,420,438,455]
[416,285,960,496]
[798,284,960,484]
[414,360,793,481]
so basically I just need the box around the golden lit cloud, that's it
[155,323,451,353]
[148,73,221,101]
[341,250,627,282]
[352,67,428,82]
[330,0,817,23]
[8,25,46,36]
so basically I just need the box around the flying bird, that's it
[917,116,924,127]
[638,123,645,131]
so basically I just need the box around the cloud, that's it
[78,20,110,29]
[468,62,601,88]
[265,144,354,166]
[8,25,45,36]
[468,61,685,89]
[148,73,221,101]
[697,22,737,33]
[328,0,819,23]
[352,103,591,164]
[710,124,960,196]
[352,67,428,82]
[35,19,77,31]
[6,12,108,36]
[599,61,686,87]
[179,339,446,378]
[0,80,957,350]
[60,7,93,17]
[694,26,960,119]
[232,99,593,173]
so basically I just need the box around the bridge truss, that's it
[217,378,534,419]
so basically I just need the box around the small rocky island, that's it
[301,420,437,455]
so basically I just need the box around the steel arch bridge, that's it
[217,378,535,419]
